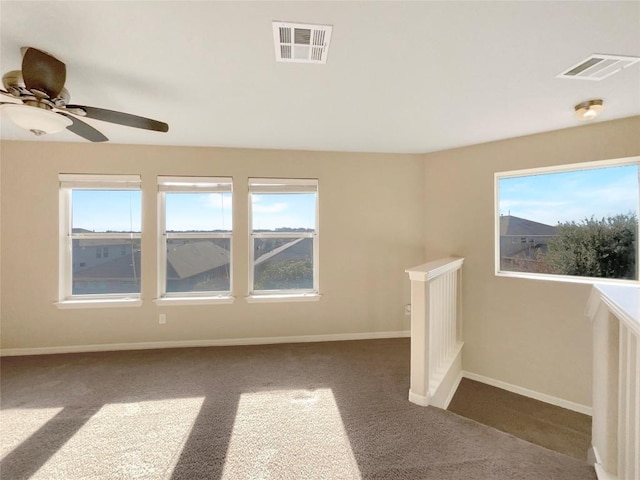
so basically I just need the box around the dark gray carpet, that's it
[448,378,592,461]
[0,338,596,479]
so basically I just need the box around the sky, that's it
[73,166,637,232]
[72,191,316,232]
[498,164,638,226]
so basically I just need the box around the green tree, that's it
[545,213,637,279]
[255,259,313,290]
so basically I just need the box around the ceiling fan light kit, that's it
[2,103,71,135]
[574,99,603,120]
[0,47,169,142]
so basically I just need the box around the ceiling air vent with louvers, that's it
[273,22,333,64]
[557,54,640,81]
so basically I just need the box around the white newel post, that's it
[586,284,640,480]
[405,257,464,409]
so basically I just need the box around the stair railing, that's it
[405,257,464,408]
[586,284,640,480]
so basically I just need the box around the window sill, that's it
[245,293,321,304]
[55,298,143,309]
[153,296,235,306]
[496,270,639,286]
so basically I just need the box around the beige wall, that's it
[422,116,640,408]
[0,142,424,350]
[2,116,639,409]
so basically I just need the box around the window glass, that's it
[497,163,638,281]
[166,238,231,293]
[72,239,141,295]
[254,238,313,290]
[158,177,233,298]
[165,192,232,232]
[249,180,318,295]
[72,190,141,233]
[61,177,142,301]
[251,193,316,232]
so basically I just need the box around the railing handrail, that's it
[405,257,464,282]
[586,284,640,337]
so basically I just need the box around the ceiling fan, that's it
[0,47,169,142]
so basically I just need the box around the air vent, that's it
[273,22,333,64]
[557,54,640,81]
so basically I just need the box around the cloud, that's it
[499,166,638,225]
[204,193,232,210]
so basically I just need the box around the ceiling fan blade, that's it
[66,104,169,132]
[57,112,108,142]
[22,47,66,99]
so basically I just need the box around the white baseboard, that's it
[589,445,618,480]
[462,371,592,416]
[0,330,411,357]
[408,390,430,406]
[594,464,617,480]
[430,342,464,409]
[442,370,464,409]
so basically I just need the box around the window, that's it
[248,178,319,298]
[59,174,142,304]
[495,157,639,283]
[158,177,233,301]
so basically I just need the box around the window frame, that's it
[57,174,143,307]
[494,156,640,285]
[248,178,320,300]
[156,176,234,304]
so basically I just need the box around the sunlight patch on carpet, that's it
[221,388,361,480]
[0,407,64,461]
[28,397,204,480]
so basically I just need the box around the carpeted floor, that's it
[448,378,592,461]
[0,338,596,479]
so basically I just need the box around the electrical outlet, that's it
[404,304,411,316]
[159,314,166,325]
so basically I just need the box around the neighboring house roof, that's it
[500,215,557,237]
[76,241,230,281]
[254,238,308,266]
[76,239,310,281]
[167,241,230,279]
[75,250,141,280]
[72,229,139,248]
[75,239,133,247]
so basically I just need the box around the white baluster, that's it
[406,257,464,408]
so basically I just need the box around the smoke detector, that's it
[557,54,640,81]
[273,22,333,64]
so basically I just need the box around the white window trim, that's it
[494,156,640,285]
[55,297,143,309]
[153,296,235,306]
[248,178,319,299]
[157,176,233,302]
[245,293,321,303]
[58,174,142,306]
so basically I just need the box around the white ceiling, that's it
[1,1,639,154]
